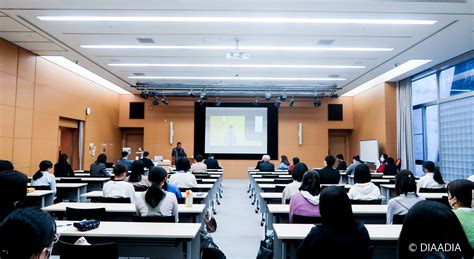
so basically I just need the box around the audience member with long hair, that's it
[289,170,322,223]
[54,153,74,177]
[386,170,424,224]
[31,160,56,194]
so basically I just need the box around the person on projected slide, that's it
[224,125,237,146]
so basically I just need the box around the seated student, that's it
[289,170,321,223]
[204,154,222,170]
[0,160,14,172]
[159,168,183,200]
[191,154,207,173]
[125,160,150,188]
[335,154,347,171]
[140,151,155,170]
[54,153,74,177]
[317,155,340,184]
[169,157,198,188]
[345,155,362,175]
[376,153,388,173]
[90,153,109,177]
[347,164,381,201]
[135,166,179,222]
[288,157,300,173]
[282,163,308,204]
[386,170,424,224]
[398,200,472,259]
[278,155,290,170]
[383,157,398,175]
[31,160,57,195]
[417,160,445,192]
[117,151,133,171]
[103,163,136,203]
[447,179,474,249]
[0,170,27,222]
[297,186,371,258]
[257,155,275,172]
[468,175,474,182]
[0,207,57,259]
[255,155,265,170]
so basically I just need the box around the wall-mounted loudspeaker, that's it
[129,102,145,119]
[328,104,343,121]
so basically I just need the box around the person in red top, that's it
[376,154,388,173]
[288,157,300,173]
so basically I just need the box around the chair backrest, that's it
[261,174,280,178]
[194,174,211,179]
[132,215,175,222]
[371,173,383,179]
[105,162,114,168]
[274,179,292,184]
[201,247,226,259]
[292,214,322,224]
[392,214,406,224]
[66,207,107,221]
[419,187,446,193]
[59,178,83,183]
[32,185,51,190]
[134,185,148,192]
[275,185,286,192]
[96,197,131,203]
[349,199,383,205]
[177,197,186,204]
[179,187,198,192]
[59,240,118,259]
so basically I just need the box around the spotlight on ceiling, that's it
[280,91,287,101]
[289,96,296,107]
[274,97,282,108]
[313,98,321,107]
[200,90,208,100]
[265,91,272,100]
[198,98,205,106]
[188,89,195,98]
[330,89,338,98]
[161,96,169,105]
[215,96,222,106]
[152,95,160,106]
[254,96,259,106]
[139,90,148,99]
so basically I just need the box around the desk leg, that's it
[281,241,287,259]
[41,196,45,208]
[76,188,80,202]
[188,235,200,259]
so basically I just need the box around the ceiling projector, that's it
[226,51,250,60]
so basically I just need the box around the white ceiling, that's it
[1,0,473,95]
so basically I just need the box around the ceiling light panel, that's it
[127,76,346,81]
[109,63,365,69]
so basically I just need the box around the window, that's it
[412,74,437,106]
[440,59,474,98]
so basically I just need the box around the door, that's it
[329,136,346,157]
[122,128,144,160]
[59,127,79,170]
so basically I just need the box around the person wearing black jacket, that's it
[317,155,340,184]
[204,154,222,169]
[335,154,347,171]
[54,154,74,177]
[297,186,371,259]
[383,157,398,175]
[141,151,154,170]
[257,155,275,172]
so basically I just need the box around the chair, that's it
[32,185,51,190]
[350,199,383,205]
[274,179,292,184]
[179,187,198,192]
[371,173,383,179]
[292,214,322,224]
[419,188,446,193]
[105,162,114,168]
[392,214,406,224]
[59,240,118,259]
[59,178,83,183]
[66,207,107,221]
[96,197,131,203]
[134,185,148,192]
[275,185,286,192]
[132,215,176,222]
[194,173,211,179]
[177,197,186,204]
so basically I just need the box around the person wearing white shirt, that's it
[282,162,308,204]
[386,170,424,224]
[169,157,198,188]
[347,164,381,201]
[30,160,57,195]
[191,155,207,173]
[103,163,136,203]
[467,175,474,182]
[417,161,445,192]
[135,167,179,222]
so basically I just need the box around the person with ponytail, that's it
[135,166,178,222]
[418,161,445,192]
[31,160,57,194]
[289,170,321,223]
[54,153,74,177]
[386,170,424,224]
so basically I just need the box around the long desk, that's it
[58,177,110,191]
[26,190,54,207]
[379,184,447,203]
[55,220,201,259]
[273,224,402,259]
[44,202,205,223]
[81,191,208,204]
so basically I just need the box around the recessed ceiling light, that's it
[37,16,437,25]
[342,59,431,96]
[42,56,131,95]
[109,63,365,69]
[127,76,346,81]
[82,45,393,52]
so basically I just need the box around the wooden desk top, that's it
[27,190,54,197]
[57,183,88,188]
[273,224,402,241]
[81,191,208,199]
[267,204,388,214]
[56,220,201,239]
[44,202,205,214]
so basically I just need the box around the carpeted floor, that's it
[211,179,264,259]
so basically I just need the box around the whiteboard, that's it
[360,140,379,163]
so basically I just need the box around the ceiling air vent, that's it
[137,38,155,44]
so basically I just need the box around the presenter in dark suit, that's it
[171,142,187,159]
[258,155,275,172]
[204,154,222,169]
[317,155,340,184]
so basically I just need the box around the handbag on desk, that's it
[204,209,217,233]
[73,220,100,231]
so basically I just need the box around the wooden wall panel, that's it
[13,138,32,168]
[17,48,36,82]
[0,72,17,106]
[14,108,33,138]
[15,78,34,110]
[0,137,14,160]
[0,40,18,76]
[0,105,15,137]
[384,82,398,157]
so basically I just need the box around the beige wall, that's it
[351,82,397,160]
[119,95,354,178]
[0,39,122,175]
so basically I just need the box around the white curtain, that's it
[397,78,415,171]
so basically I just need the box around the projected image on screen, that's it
[205,107,268,154]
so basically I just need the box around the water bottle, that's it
[185,190,193,207]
